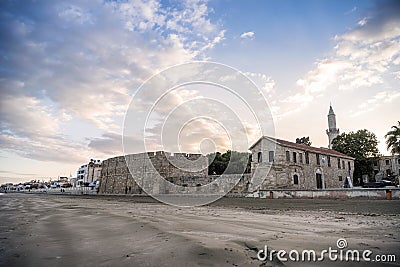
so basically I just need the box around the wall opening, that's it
[293,174,299,185]
[316,173,323,189]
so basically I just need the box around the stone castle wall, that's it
[99,151,208,194]
[99,151,252,195]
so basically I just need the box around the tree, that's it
[296,136,312,146]
[385,121,400,155]
[207,150,251,175]
[331,129,379,185]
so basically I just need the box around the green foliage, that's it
[207,150,251,175]
[385,121,400,155]
[332,130,379,159]
[295,136,312,146]
[332,129,379,185]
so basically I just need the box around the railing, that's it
[4,186,98,195]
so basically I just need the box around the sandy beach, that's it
[0,193,399,267]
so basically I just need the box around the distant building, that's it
[70,177,77,187]
[59,176,69,183]
[77,159,102,186]
[373,155,400,180]
[249,137,355,190]
[326,104,340,149]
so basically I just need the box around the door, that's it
[316,173,323,189]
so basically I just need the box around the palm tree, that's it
[385,121,400,155]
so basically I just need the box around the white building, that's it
[77,159,102,186]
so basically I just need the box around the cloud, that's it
[0,93,90,162]
[0,0,224,164]
[88,132,126,156]
[357,17,368,26]
[350,90,400,117]
[58,5,95,25]
[244,72,275,96]
[344,6,358,15]
[0,170,37,176]
[119,65,274,155]
[265,0,400,128]
[240,31,255,40]
[139,91,263,153]
[294,0,400,106]
[0,133,88,163]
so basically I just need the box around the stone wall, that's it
[99,151,252,195]
[99,151,209,194]
[257,188,400,200]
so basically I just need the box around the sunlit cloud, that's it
[0,0,224,163]
[240,31,255,40]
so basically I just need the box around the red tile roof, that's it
[250,136,355,160]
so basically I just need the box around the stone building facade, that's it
[249,137,355,190]
[373,155,400,181]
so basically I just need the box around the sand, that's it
[0,193,399,267]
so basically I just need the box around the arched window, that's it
[293,174,299,185]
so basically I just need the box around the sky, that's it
[0,0,399,184]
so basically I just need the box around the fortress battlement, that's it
[105,151,204,163]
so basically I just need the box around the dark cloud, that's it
[88,132,144,156]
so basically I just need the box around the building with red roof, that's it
[249,136,355,189]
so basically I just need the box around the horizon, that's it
[1,0,399,184]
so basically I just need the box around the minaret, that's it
[326,104,339,149]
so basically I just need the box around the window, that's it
[316,153,320,165]
[398,159,400,165]
[342,160,345,170]
[293,175,299,185]
[386,160,390,165]
[327,156,331,167]
[293,152,297,163]
[374,161,378,166]
[348,161,351,170]
[268,151,274,162]
[299,153,303,164]
[338,158,341,169]
[338,176,343,181]
[286,151,290,162]
[257,152,262,163]
[305,151,309,164]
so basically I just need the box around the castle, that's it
[98,105,354,194]
[98,151,250,195]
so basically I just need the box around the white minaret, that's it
[326,104,339,149]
